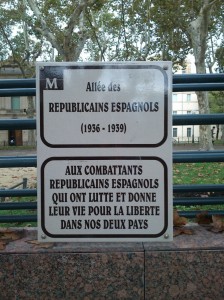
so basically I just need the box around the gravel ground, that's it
[0,167,37,189]
[0,148,36,189]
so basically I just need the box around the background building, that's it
[0,65,35,146]
[172,59,200,143]
[172,91,199,143]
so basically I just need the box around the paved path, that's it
[0,148,36,157]
[0,144,223,157]
[173,143,224,151]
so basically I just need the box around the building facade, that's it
[172,59,200,143]
[0,65,35,146]
[172,91,199,143]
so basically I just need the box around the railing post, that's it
[23,178,28,189]
[0,188,5,202]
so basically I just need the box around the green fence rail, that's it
[0,74,224,223]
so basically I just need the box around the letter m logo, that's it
[46,78,58,89]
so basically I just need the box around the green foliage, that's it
[84,0,223,69]
[215,47,224,73]
[0,0,223,68]
[0,0,45,76]
[209,92,224,113]
[0,197,37,228]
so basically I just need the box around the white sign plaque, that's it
[37,62,173,242]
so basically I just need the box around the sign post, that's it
[37,62,173,242]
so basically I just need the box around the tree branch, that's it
[0,23,27,77]
[121,0,129,60]
[63,0,98,60]
[86,10,106,61]
[200,0,219,13]
[188,0,219,71]
[65,0,97,38]
[27,0,65,56]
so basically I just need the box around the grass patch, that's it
[174,162,224,213]
[173,162,224,185]
[0,145,36,151]
[0,197,37,228]
[175,204,224,211]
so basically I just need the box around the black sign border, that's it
[39,64,169,148]
[41,156,169,239]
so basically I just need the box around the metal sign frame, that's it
[37,62,173,242]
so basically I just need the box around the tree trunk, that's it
[188,0,218,150]
[221,124,224,142]
[196,91,214,150]
[26,96,36,146]
[216,124,219,140]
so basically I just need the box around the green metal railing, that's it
[0,74,224,223]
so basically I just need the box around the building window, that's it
[173,94,177,101]
[187,111,191,114]
[173,111,177,114]
[173,128,178,138]
[187,94,191,102]
[11,96,20,111]
[187,127,191,137]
